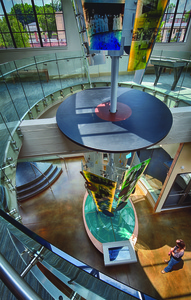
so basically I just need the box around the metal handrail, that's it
[150,55,191,63]
[0,54,190,79]
[0,55,85,78]
[0,209,154,300]
[0,253,43,300]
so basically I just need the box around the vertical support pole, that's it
[20,246,45,278]
[110,56,119,113]
[108,153,115,180]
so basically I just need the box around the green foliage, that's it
[0,16,30,48]
[10,3,35,27]
[37,5,57,38]
[52,0,62,12]
[167,3,176,11]
[156,21,165,42]
[1,0,63,47]
[183,10,191,22]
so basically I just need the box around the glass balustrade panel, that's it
[14,56,37,70]
[2,72,32,118]
[0,113,11,166]
[0,212,142,300]
[35,60,60,96]
[57,57,87,87]
[0,72,23,121]
[18,64,45,107]
[0,61,16,75]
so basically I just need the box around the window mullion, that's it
[0,0,17,48]
[183,11,191,42]
[31,0,43,47]
[168,0,180,42]
[182,0,190,42]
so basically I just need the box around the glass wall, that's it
[163,172,191,208]
[0,52,87,166]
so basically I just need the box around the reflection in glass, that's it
[163,173,191,208]
[0,113,10,166]
[109,246,131,262]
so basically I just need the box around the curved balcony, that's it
[0,51,191,300]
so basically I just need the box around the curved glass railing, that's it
[0,50,191,299]
[1,51,190,166]
[0,209,155,300]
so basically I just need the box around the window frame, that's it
[0,0,67,49]
[157,0,191,43]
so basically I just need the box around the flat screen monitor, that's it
[109,246,131,261]
[103,240,137,266]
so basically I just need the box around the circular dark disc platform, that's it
[56,87,173,153]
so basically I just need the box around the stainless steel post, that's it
[20,246,45,278]
[110,56,119,113]
[0,253,43,300]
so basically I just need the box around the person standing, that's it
[161,239,186,274]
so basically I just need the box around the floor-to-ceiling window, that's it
[0,0,66,48]
[156,0,191,42]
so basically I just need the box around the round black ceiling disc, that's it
[56,87,172,153]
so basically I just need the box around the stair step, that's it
[17,165,57,195]
[16,162,53,190]
[16,162,62,202]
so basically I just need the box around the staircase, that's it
[16,162,62,202]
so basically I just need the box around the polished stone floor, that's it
[18,156,191,300]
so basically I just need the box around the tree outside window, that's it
[156,0,190,43]
[0,15,30,48]
[0,0,66,49]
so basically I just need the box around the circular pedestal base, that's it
[83,192,138,253]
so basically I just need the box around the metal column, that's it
[110,56,119,113]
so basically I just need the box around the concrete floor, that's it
[18,156,191,300]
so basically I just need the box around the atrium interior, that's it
[0,0,191,299]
